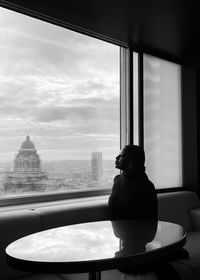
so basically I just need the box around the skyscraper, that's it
[91,152,102,182]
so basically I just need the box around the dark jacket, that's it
[108,173,158,220]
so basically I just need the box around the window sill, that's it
[0,189,110,212]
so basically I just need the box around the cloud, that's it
[0,7,120,160]
[36,106,95,123]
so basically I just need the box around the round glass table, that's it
[6,220,186,280]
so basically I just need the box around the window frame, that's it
[0,4,123,205]
[0,3,187,207]
[125,50,186,193]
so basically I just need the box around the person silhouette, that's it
[108,145,185,280]
[108,145,157,221]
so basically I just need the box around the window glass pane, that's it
[144,54,182,189]
[0,8,120,197]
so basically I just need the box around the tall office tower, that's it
[91,152,103,182]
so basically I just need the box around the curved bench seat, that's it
[1,191,200,280]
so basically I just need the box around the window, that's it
[143,54,182,189]
[0,7,120,198]
[0,6,183,203]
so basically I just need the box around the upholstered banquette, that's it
[1,191,200,280]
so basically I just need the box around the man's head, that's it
[115,145,145,173]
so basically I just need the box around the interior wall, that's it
[181,66,198,191]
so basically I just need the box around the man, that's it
[108,145,184,280]
[108,145,158,221]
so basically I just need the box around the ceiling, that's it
[1,0,200,68]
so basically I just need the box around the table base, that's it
[89,271,101,280]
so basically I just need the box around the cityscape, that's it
[0,135,119,196]
[0,8,120,197]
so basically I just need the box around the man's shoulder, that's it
[144,174,155,188]
[112,174,126,191]
[114,174,124,182]
[147,178,155,188]
[145,178,157,199]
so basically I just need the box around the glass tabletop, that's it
[6,220,186,264]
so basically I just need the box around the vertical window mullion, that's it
[120,47,128,148]
[133,52,139,145]
[120,47,134,148]
[128,48,134,145]
[138,52,144,149]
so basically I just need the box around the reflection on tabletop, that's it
[111,220,158,257]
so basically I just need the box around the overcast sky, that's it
[0,7,120,161]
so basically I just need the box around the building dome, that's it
[21,135,35,150]
[3,134,47,194]
[14,135,41,173]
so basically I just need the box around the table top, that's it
[6,220,186,273]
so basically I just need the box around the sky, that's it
[0,7,120,161]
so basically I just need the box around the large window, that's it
[0,6,183,202]
[144,54,182,189]
[0,7,120,198]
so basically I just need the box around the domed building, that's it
[14,135,41,173]
[4,135,47,193]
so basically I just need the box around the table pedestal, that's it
[89,271,101,280]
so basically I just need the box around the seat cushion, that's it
[166,231,200,280]
[35,201,109,230]
[173,258,200,280]
[184,231,200,256]
[0,209,42,280]
[169,261,194,280]
[158,191,200,231]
